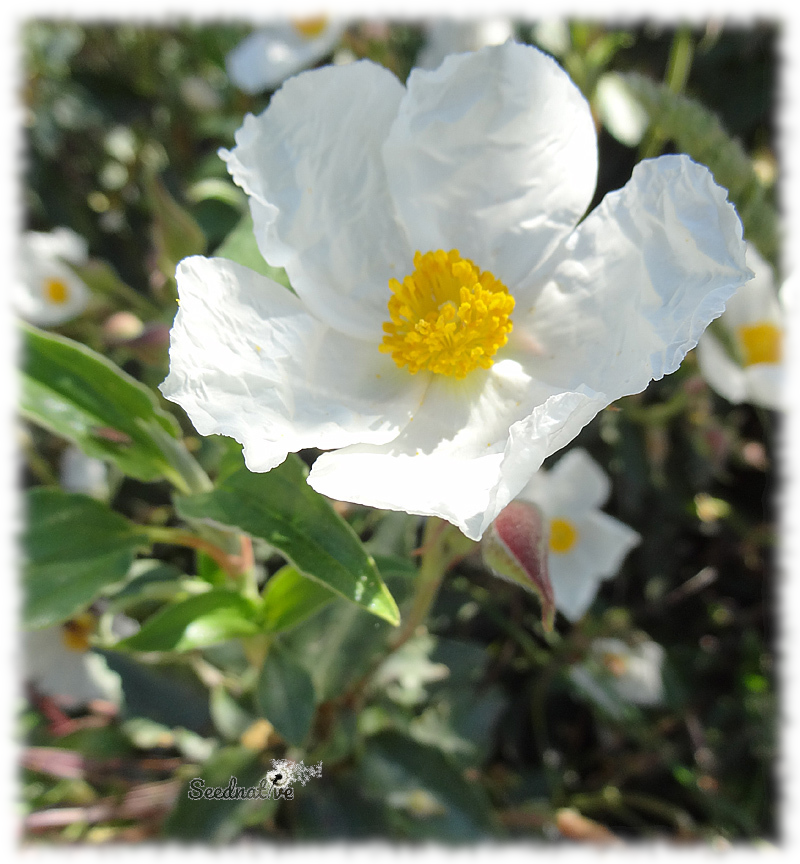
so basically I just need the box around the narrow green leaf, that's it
[262,565,336,633]
[115,589,260,652]
[175,458,400,625]
[23,488,148,628]
[622,72,780,268]
[255,643,316,747]
[214,211,293,289]
[20,324,208,493]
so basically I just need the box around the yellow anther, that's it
[291,16,328,39]
[45,278,70,305]
[737,321,782,366]
[61,613,96,653]
[549,518,579,554]
[379,249,514,379]
[600,652,628,678]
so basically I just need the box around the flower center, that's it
[380,249,514,379]
[600,651,628,678]
[45,278,70,305]
[549,517,579,554]
[737,321,782,366]
[291,16,329,39]
[60,613,95,653]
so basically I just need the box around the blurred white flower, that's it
[515,449,640,621]
[226,17,347,94]
[15,228,90,326]
[416,18,514,70]
[697,244,784,410]
[570,637,665,717]
[24,614,122,708]
[59,444,110,500]
[162,42,749,541]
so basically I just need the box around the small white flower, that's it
[416,18,515,70]
[162,42,749,541]
[15,228,91,326]
[226,18,347,94]
[59,444,110,500]
[515,449,640,621]
[23,615,122,708]
[697,243,784,410]
[570,637,665,717]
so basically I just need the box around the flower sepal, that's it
[481,500,555,632]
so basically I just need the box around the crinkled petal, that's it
[308,365,605,540]
[221,61,413,339]
[383,42,597,287]
[226,21,346,94]
[160,257,424,472]
[513,155,749,391]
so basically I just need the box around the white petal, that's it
[16,234,91,326]
[416,18,515,71]
[514,155,749,391]
[226,22,346,94]
[743,364,784,410]
[572,511,641,580]
[721,242,782,331]
[308,367,605,540]
[221,61,412,339]
[521,448,611,515]
[696,332,748,404]
[24,627,122,707]
[160,257,423,472]
[549,553,604,622]
[383,42,597,287]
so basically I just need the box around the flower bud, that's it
[481,499,555,631]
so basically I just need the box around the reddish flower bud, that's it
[481,499,555,631]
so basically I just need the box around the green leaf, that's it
[20,324,208,493]
[115,589,261,652]
[149,174,207,280]
[214,211,293,289]
[622,72,780,268]
[358,731,496,841]
[175,458,400,625]
[262,565,336,633]
[163,746,272,842]
[23,488,148,629]
[255,642,316,747]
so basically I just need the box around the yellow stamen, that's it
[61,613,95,653]
[291,16,328,39]
[737,321,782,366]
[45,278,70,305]
[379,249,514,379]
[549,517,578,554]
[600,652,628,677]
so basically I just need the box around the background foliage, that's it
[18,18,779,846]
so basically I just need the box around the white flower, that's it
[161,42,749,541]
[570,637,665,717]
[23,615,122,708]
[697,243,784,410]
[226,17,347,94]
[15,228,90,326]
[60,444,110,500]
[416,18,515,70]
[514,448,640,621]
